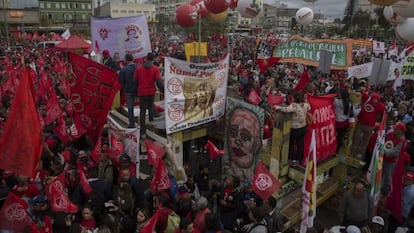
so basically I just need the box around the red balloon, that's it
[229,0,238,9]
[204,0,228,14]
[190,0,210,18]
[175,4,198,28]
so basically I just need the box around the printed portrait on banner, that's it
[183,75,217,122]
[224,97,264,181]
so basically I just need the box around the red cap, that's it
[394,122,407,132]
[102,49,110,58]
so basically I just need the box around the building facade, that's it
[38,0,92,31]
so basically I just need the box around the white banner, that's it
[387,61,403,81]
[164,56,229,134]
[91,15,151,59]
[373,40,385,54]
[107,115,140,175]
[347,62,373,79]
[402,52,414,80]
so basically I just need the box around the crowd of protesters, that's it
[0,30,413,233]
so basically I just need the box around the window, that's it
[82,14,86,19]
[61,3,66,8]
[46,3,51,8]
[40,2,44,8]
[55,3,60,8]
[87,4,91,9]
[128,10,134,13]
[112,10,119,13]
[121,10,127,13]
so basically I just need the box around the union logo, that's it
[5,203,26,221]
[255,173,272,191]
[167,78,183,95]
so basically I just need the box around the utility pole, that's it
[2,0,10,47]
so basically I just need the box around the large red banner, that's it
[303,94,337,164]
[68,53,121,144]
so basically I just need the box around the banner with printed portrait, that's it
[303,94,337,165]
[91,15,151,59]
[164,56,229,134]
[224,97,264,182]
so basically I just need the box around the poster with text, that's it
[164,55,229,134]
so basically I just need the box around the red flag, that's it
[386,141,407,222]
[204,140,224,160]
[107,134,124,162]
[44,90,64,125]
[46,176,78,213]
[145,139,166,167]
[268,94,285,106]
[70,123,87,140]
[0,192,32,232]
[150,159,171,194]
[91,135,102,164]
[256,57,281,73]
[252,161,280,200]
[247,89,261,105]
[76,162,93,196]
[294,68,310,91]
[53,117,71,145]
[59,76,71,98]
[0,68,42,177]
[68,52,121,144]
[139,208,160,233]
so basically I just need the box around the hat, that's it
[78,150,87,159]
[29,195,48,205]
[119,154,131,163]
[394,122,407,132]
[346,225,361,233]
[405,171,414,182]
[102,50,110,58]
[372,216,384,226]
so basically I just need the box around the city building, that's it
[0,0,40,36]
[38,0,92,32]
[94,2,157,32]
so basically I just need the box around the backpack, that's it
[165,211,180,233]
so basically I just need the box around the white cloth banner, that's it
[61,28,71,40]
[107,115,140,175]
[347,62,373,79]
[373,40,385,54]
[91,15,151,59]
[164,55,229,134]
[387,61,404,81]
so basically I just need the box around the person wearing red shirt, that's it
[382,122,407,195]
[134,52,163,137]
[350,92,385,160]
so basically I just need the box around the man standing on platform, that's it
[118,53,137,128]
[135,52,163,137]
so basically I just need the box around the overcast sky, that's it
[279,0,347,19]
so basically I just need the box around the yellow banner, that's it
[184,42,208,62]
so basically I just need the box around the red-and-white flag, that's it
[300,129,317,233]
[0,192,33,232]
[145,139,166,167]
[139,208,161,233]
[46,174,78,213]
[294,68,310,92]
[150,159,171,194]
[252,161,280,200]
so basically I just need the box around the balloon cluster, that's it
[175,0,264,28]
[371,0,414,42]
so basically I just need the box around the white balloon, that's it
[396,18,414,42]
[393,0,414,18]
[295,7,314,25]
[236,0,263,18]
[383,6,405,24]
